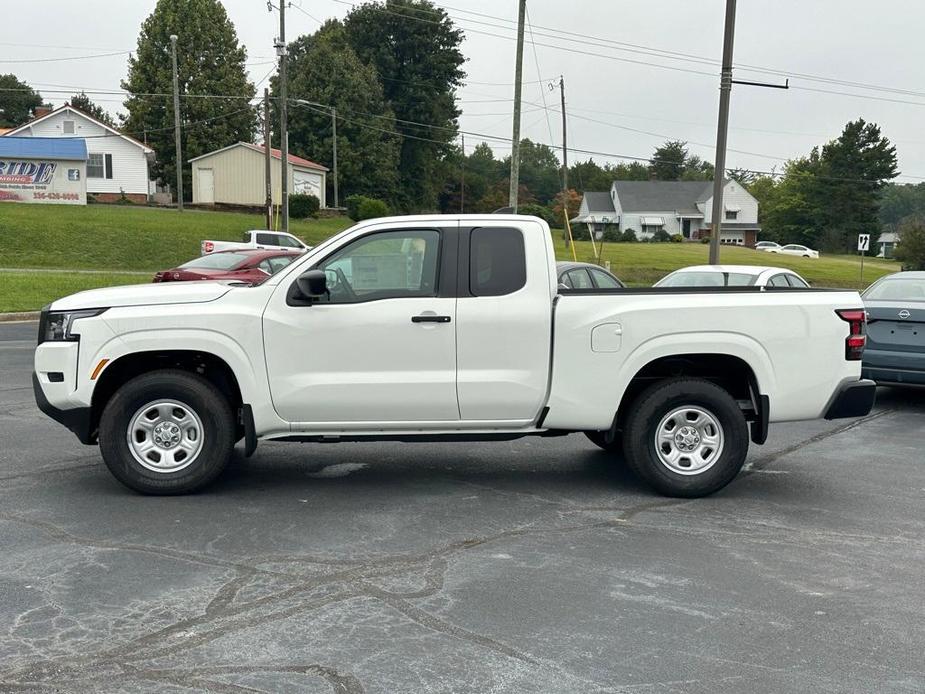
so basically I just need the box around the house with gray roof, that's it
[572,179,761,246]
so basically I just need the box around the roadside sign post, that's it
[858,233,870,285]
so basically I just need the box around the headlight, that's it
[38,307,108,344]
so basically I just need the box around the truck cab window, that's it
[317,229,440,303]
[470,227,526,296]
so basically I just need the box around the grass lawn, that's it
[0,203,902,311]
[0,203,353,272]
[0,271,148,313]
[552,237,901,289]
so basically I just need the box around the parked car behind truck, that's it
[34,215,875,498]
[201,229,309,255]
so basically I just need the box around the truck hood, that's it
[50,280,236,311]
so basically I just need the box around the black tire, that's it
[99,369,235,494]
[585,430,623,455]
[622,378,749,498]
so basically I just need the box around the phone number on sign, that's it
[33,192,80,201]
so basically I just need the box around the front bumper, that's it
[32,371,95,444]
[824,379,877,420]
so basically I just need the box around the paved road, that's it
[1,321,923,693]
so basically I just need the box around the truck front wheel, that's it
[622,378,748,497]
[98,370,235,494]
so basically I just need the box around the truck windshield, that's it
[180,253,251,270]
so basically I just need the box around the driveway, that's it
[1,321,923,693]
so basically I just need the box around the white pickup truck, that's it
[201,229,309,255]
[34,215,875,497]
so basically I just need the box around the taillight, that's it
[836,309,867,360]
[203,241,214,253]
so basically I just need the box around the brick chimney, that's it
[33,104,54,119]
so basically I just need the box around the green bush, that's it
[700,237,711,244]
[653,229,671,243]
[670,233,684,243]
[289,194,320,219]
[518,203,556,226]
[356,197,390,221]
[345,194,368,221]
[621,229,637,243]
[601,227,622,242]
[895,216,925,270]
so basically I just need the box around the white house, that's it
[573,180,761,246]
[5,105,153,203]
[877,232,900,259]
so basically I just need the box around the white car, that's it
[755,241,781,252]
[655,265,811,289]
[34,214,874,498]
[770,244,820,259]
[201,229,310,255]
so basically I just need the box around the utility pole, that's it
[331,106,338,208]
[263,88,272,230]
[559,76,568,192]
[460,133,465,213]
[276,0,289,233]
[708,0,737,264]
[169,34,183,211]
[508,0,527,212]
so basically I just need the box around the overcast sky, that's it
[4,0,925,183]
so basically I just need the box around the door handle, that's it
[411,315,451,323]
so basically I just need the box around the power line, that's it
[0,50,129,64]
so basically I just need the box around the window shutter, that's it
[104,154,113,179]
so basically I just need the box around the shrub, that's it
[356,197,390,221]
[601,227,622,242]
[670,233,684,243]
[289,193,320,219]
[621,229,637,243]
[518,203,556,226]
[895,216,925,270]
[345,194,368,221]
[115,188,135,205]
[700,237,711,244]
[653,229,671,243]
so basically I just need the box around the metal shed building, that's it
[190,142,328,208]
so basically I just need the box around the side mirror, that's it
[295,269,328,299]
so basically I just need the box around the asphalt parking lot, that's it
[1,320,923,693]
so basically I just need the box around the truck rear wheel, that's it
[622,378,748,497]
[98,370,235,494]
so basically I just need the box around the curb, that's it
[0,311,40,323]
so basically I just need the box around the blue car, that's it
[861,271,925,386]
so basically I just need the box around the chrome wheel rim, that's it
[654,406,724,475]
[127,399,204,473]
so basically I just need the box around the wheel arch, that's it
[90,350,245,443]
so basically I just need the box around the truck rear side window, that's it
[470,228,526,296]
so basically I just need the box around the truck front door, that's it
[263,226,459,426]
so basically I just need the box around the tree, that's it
[812,119,898,251]
[345,0,465,212]
[0,74,42,127]
[552,189,581,227]
[879,183,925,231]
[503,139,560,205]
[122,0,255,201]
[277,20,400,204]
[69,92,115,127]
[569,159,611,194]
[649,140,688,180]
[894,216,925,270]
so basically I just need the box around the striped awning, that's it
[640,216,665,226]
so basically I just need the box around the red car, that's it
[153,249,302,283]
